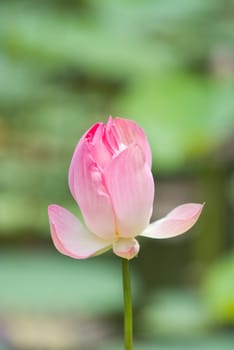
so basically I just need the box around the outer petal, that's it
[48,205,112,259]
[105,117,152,167]
[105,144,154,238]
[69,123,111,198]
[141,203,204,239]
[68,139,116,240]
[113,238,140,260]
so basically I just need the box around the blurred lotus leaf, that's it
[0,250,140,316]
[140,289,210,338]
[202,250,234,324]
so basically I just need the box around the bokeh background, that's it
[0,0,234,349]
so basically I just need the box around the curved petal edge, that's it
[141,203,204,239]
[48,204,112,259]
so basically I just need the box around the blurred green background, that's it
[0,0,234,349]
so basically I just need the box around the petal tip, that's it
[48,204,64,222]
[48,204,57,213]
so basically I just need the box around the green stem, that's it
[122,258,133,350]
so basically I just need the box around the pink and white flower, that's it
[48,117,204,260]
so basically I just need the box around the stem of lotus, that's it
[122,258,133,350]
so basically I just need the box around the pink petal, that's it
[48,205,112,259]
[105,117,152,166]
[68,139,116,240]
[86,123,112,168]
[113,238,140,260]
[69,123,111,198]
[141,203,204,239]
[104,144,154,238]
